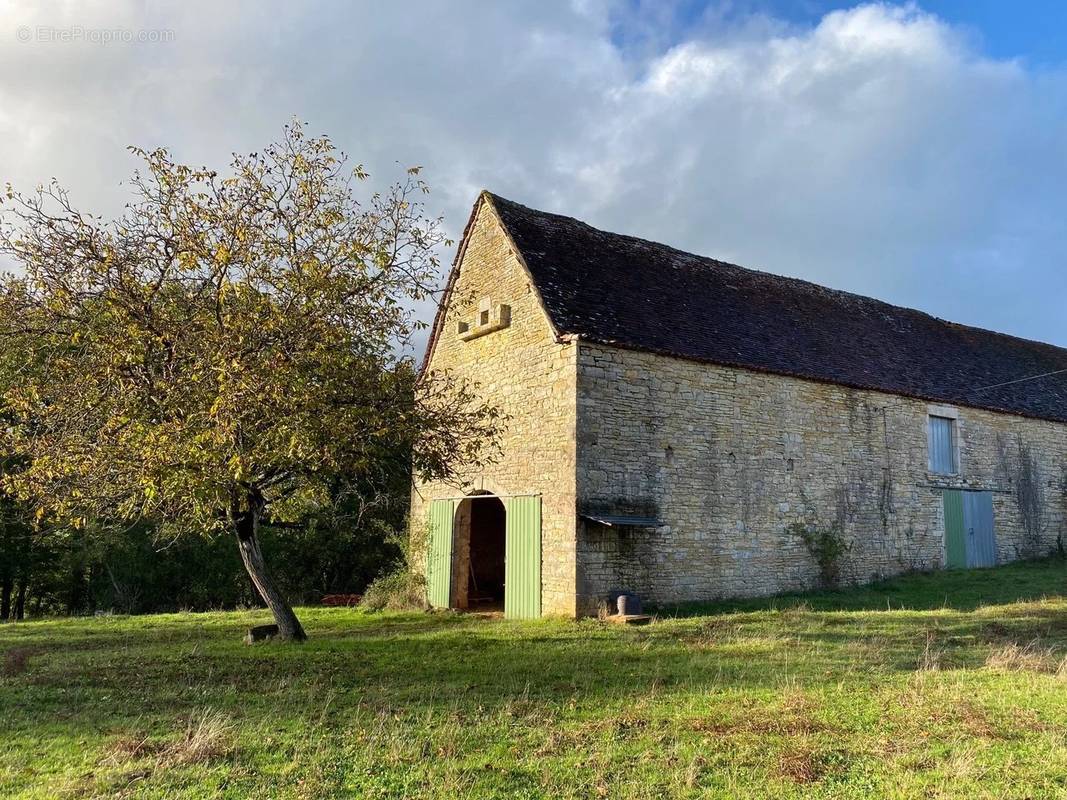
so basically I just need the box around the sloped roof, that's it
[484,191,1067,424]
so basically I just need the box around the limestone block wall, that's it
[576,342,1067,612]
[411,199,578,616]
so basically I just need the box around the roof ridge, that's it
[486,190,1066,356]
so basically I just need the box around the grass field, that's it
[3,560,1067,799]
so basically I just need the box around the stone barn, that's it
[411,191,1067,618]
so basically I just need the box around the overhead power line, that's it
[964,367,1067,395]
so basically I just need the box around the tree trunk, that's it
[67,565,84,616]
[13,576,26,621]
[0,573,11,622]
[233,492,306,642]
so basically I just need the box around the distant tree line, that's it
[0,473,406,620]
[0,404,413,619]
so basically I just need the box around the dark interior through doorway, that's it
[464,495,505,610]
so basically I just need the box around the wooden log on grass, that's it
[244,624,280,645]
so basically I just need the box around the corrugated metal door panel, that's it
[942,490,967,569]
[963,491,996,568]
[504,495,541,620]
[426,499,456,608]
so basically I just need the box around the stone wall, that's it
[415,200,1067,618]
[576,342,1067,613]
[411,198,578,615]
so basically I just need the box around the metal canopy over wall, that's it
[580,513,661,528]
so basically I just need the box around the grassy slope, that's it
[2,560,1067,799]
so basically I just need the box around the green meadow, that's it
[3,559,1067,799]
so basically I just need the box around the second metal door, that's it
[943,490,995,569]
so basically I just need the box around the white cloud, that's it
[1,1,1066,353]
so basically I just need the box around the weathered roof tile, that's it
[488,192,1067,423]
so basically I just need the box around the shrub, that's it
[361,570,428,612]
[360,521,429,612]
[787,521,851,588]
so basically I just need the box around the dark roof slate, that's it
[486,191,1067,424]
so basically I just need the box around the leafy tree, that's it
[0,123,500,640]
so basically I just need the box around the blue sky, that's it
[651,0,1067,64]
[1,1,1066,353]
[834,1,1067,63]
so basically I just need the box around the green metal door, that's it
[504,495,541,619]
[426,499,456,608]
[942,490,967,569]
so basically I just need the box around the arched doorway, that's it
[453,493,506,610]
[425,494,541,617]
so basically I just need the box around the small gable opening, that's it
[458,297,512,341]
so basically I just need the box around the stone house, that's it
[412,191,1067,618]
